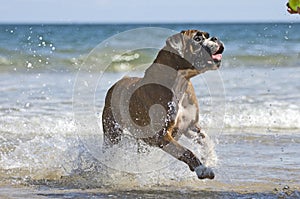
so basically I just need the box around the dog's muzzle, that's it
[212,44,224,63]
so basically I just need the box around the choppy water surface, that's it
[0,23,300,198]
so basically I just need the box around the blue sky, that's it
[0,0,299,23]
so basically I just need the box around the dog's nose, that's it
[210,37,218,42]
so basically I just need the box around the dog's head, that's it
[165,29,224,74]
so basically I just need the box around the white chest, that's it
[175,93,198,130]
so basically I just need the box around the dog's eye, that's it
[193,36,202,42]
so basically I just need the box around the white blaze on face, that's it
[203,39,219,55]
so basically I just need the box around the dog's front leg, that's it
[162,127,214,179]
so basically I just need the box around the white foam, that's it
[0,112,217,185]
[223,101,300,130]
[112,53,140,62]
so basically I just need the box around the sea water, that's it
[0,23,300,198]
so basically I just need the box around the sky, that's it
[0,0,299,23]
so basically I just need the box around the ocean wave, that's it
[1,23,300,73]
[223,102,300,130]
[1,51,299,73]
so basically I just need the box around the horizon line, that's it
[0,20,299,25]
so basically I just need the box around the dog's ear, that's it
[166,32,185,58]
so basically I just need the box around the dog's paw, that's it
[194,165,215,179]
[198,131,206,139]
[193,134,206,145]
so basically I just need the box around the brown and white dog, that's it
[102,29,224,179]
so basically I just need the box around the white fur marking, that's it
[176,93,197,130]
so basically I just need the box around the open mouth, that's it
[211,45,224,63]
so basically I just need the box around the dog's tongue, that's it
[212,54,222,61]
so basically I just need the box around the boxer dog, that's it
[102,30,224,179]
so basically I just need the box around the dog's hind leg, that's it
[102,110,123,146]
[162,130,215,179]
[102,85,123,147]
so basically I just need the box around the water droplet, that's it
[24,102,31,108]
[283,185,289,190]
[27,62,33,68]
[95,112,101,118]
[39,36,43,40]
